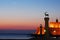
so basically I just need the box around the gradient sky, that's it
[0,0,60,30]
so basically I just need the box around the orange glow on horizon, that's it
[35,27,60,35]
[0,25,36,30]
[35,27,45,35]
[35,22,60,35]
[49,22,60,28]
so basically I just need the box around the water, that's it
[0,30,35,39]
[0,30,60,40]
[0,35,32,39]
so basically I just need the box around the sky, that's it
[0,0,60,30]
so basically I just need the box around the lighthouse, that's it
[44,12,49,39]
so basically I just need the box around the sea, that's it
[0,30,60,40]
[0,30,35,39]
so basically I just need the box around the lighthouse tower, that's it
[44,12,49,39]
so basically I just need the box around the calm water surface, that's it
[0,30,35,39]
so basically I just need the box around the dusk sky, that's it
[0,0,60,30]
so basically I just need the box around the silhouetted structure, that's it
[44,12,49,40]
[40,24,42,40]
[30,12,60,40]
[40,24,42,36]
[56,19,58,22]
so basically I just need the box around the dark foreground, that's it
[0,37,60,40]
